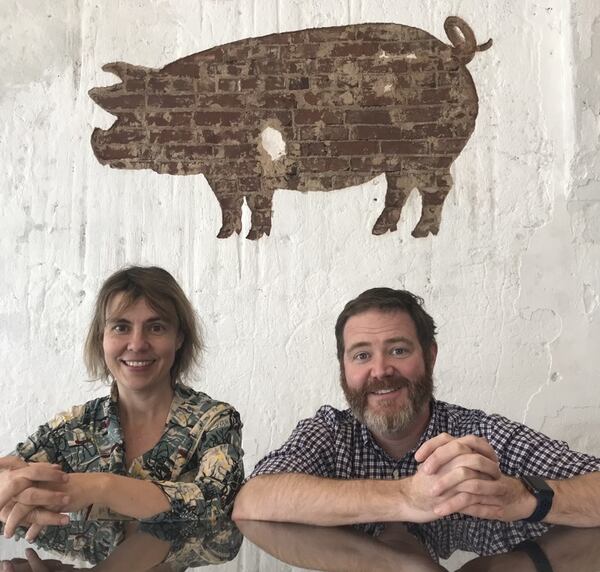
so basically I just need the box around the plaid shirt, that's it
[250,399,600,557]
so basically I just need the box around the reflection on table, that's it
[0,517,241,571]
[1,516,600,571]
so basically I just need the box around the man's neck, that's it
[371,403,432,460]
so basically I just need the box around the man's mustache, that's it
[362,375,411,395]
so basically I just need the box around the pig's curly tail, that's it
[444,16,493,64]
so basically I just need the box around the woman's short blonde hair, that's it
[84,266,203,384]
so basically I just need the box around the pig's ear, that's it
[100,62,130,82]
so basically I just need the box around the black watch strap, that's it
[521,475,554,523]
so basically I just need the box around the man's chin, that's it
[362,408,417,435]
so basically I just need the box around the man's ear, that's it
[429,343,438,369]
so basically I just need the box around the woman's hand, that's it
[0,457,70,539]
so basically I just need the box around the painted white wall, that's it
[1,0,599,568]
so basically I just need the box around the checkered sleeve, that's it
[249,408,336,478]
[483,414,600,478]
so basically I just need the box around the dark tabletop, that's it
[0,516,598,571]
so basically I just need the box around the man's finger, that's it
[420,439,499,475]
[433,492,503,518]
[414,433,454,462]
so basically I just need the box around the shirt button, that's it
[392,469,400,478]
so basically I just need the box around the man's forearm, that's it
[547,472,600,527]
[232,473,411,526]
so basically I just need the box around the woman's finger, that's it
[14,488,69,509]
[4,503,34,538]
[25,523,44,543]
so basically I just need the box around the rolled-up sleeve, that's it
[146,407,244,521]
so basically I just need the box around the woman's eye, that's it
[112,324,128,334]
[150,323,166,333]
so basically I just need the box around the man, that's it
[233,288,600,529]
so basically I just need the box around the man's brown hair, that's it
[335,287,437,363]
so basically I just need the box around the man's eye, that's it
[391,347,408,357]
[354,352,370,361]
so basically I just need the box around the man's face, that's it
[340,309,435,436]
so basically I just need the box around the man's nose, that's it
[370,354,394,379]
[127,328,149,351]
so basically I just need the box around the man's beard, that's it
[341,370,433,436]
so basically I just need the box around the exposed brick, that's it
[221,144,254,158]
[90,20,487,241]
[280,43,326,60]
[330,141,380,155]
[94,93,146,109]
[296,125,349,141]
[146,112,193,127]
[164,144,214,160]
[201,129,254,145]
[431,138,468,154]
[265,76,286,90]
[380,140,429,154]
[288,77,310,90]
[196,94,246,108]
[345,110,391,124]
[217,78,241,92]
[330,42,380,58]
[298,142,329,156]
[257,93,297,109]
[95,144,140,160]
[293,109,343,125]
[149,129,195,144]
[193,111,242,126]
[299,157,349,171]
[147,94,195,108]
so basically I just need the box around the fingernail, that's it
[62,474,69,482]
[60,515,70,525]
[62,495,69,504]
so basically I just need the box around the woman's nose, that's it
[127,328,149,351]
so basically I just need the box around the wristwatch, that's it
[520,475,554,523]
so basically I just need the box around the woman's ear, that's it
[176,334,184,350]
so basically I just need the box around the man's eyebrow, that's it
[346,341,371,354]
[346,337,415,354]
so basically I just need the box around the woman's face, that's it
[102,293,182,394]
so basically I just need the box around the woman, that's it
[0,266,243,538]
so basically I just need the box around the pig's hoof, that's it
[246,228,267,240]
[372,218,398,235]
[217,225,241,238]
[411,223,439,238]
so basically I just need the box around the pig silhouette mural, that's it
[89,17,491,239]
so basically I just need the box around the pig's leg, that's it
[372,175,412,235]
[246,191,274,240]
[215,194,243,238]
[412,173,453,237]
